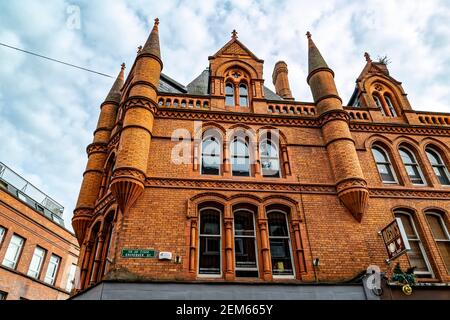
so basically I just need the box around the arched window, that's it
[234,209,258,277]
[231,137,250,177]
[395,211,432,277]
[225,83,234,106]
[425,212,450,271]
[426,147,450,185]
[384,95,397,117]
[268,210,294,276]
[372,146,397,183]
[198,208,221,276]
[399,147,426,185]
[260,138,280,178]
[239,84,248,107]
[373,95,386,116]
[201,133,221,175]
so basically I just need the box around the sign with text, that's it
[121,249,156,258]
[380,219,410,261]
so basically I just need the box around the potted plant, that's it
[390,263,417,295]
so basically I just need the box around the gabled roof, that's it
[210,37,263,62]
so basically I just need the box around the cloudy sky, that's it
[0,0,449,231]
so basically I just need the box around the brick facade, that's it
[72,21,450,298]
[0,172,79,300]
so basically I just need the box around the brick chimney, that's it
[272,61,294,100]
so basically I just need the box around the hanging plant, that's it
[390,263,417,295]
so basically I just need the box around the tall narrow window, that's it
[373,95,386,116]
[66,264,78,292]
[198,208,221,275]
[0,291,7,300]
[384,95,397,117]
[234,209,258,277]
[201,135,221,175]
[225,83,234,106]
[395,212,432,277]
[372,146,397,183]
[231,137,250,177]
[44,254,61,285]
[239,84,248,107]
[2,234,25,269]
[268,211,294,276]
[426,213,450,272]
[0,226,5,247]
[426,148,450,185]
[27,246,46,279]
[260,139,280,178]
[399,147,425,185]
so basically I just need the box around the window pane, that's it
[377,164,396,182]
[234,211,255,236]
[201,137,220,175]
[27,247,46,279]
[66,264,77,292]
[226,84,234,94]
[268,212,288,236]
[407,241,428,272]
[231,139,250,176]
[269,238,293,275]
[235,237,257,270]
[44,255,60,285]
[239,96,248,107]
[426,214,447,240]
[200,210,220,235]
[2,234,24,269]
[262,159,280,177]
[0,226,5,244]
[239,84,247,95]
[436,167,450,185]
[398,214,416,239]
[372,147,388,163]
[426,149,441,165]
[437,242,450,271]
[199,237,220,274]
[400,149,414,164]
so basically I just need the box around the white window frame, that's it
[267,210,295,279]
[0,226,6,246]
[426,212,450,271]
[66,263,78,292]
[200,132,222,176]
[395,211,433,277]
[44,254,61,285]
[27,246,46,279]
[399,147,427,186]
[425,147,450,186]
[260,138,281,178]
[233,208,259,277]
[372,145,398,184]
[2,234,25,270]
[230,136,252,177]
[197,207,222,278]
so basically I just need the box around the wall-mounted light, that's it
[312,257,320,267]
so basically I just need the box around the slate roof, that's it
[158,69,285,101]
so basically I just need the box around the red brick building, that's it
[0,162,79,300]
[72,20,450,299]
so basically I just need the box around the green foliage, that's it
[391,263,417,286]
[377,55,391,65]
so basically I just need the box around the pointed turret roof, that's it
[306,31,333,82]
[140,18,161,59]
[104,63,125,103]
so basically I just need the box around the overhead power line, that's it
[0,42,113,78]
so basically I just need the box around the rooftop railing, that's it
[0,162,65,227]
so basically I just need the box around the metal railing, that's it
[0,162,65,226]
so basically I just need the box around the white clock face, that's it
[389,243,396,253]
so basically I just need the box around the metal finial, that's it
[306,31,312,39]
[364,52,372,62]
[231,29,238,39]
[137,45,142,53]
[154,17,159,26]
[121,62,126,70]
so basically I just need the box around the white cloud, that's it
[0,0,449,231]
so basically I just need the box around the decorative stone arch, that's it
[262,195,301,220]
[193,123,226,174]
[258,127,291,178]
[187,192,228,219]
[214,60,259,79]
[363,76,406,116]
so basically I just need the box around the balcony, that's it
[0,162,65,227]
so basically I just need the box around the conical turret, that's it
[110,18,162,214]
[306,32,369,221]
